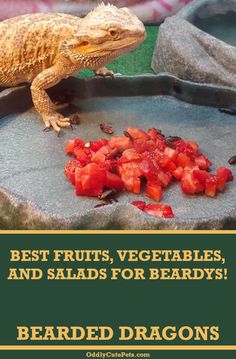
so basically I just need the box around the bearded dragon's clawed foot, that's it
[42,113,71,135]
[94,67,114,77]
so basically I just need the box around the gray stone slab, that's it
[0,75,235,229]
[152,0,236,88]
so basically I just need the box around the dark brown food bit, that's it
[165,141,176,149]
[165,136,182,149]
[94,197,118,208]
[219,107,236,115]
[106,148,119,159]
[165,136,182,142]
[228,155,236,165]
[94,189,119,208]
[123,130,133,140]
[94,203,107,208]
[94,199,118,208]
[100,122,114,134]
[98,189,118,201]
[157,129,165,138]
[70,113,80,125]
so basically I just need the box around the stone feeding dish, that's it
[0,75,235,230]
[152,0,236,88]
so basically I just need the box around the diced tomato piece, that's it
[176,153,192,168]
[155,139,166,151]
[118,162,142,194]
[146,181,163,202]
[144,204,174,218]
[147,128,164,141]
[91,151,106,164]
[186,140,199,153]
[216,167,233,192]
[64,160,82,185]
[108,136,132,150]
[121,148,142,162]
[132,139,147,153]
[73,148,90,166]
[81,164,106,190]
[75,163,106,197]
[172,166,184,181]
[217,167,233,182]
[132,138,158,153]
[173,139,191,154]
[122,176,141,193]
[74,138,85,148]
[91,145,111,164]
[216,177,227,192]
[163,161,177,172]
[140,158,159,181]
[118,162,142,179]
[156,170,172,187]
[181,172,204,194]
[126,127,150,140]
[193,170,211,185]
[157,152,177,171]
[65,140,75,155]
[133,178,141,194]
[164,147,178,161]
[131,201,146,211]
[105,171,124,191]
[205,176,217,197]
[89,139,109,152]
[194,154,212,170]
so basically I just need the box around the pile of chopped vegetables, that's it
[64,127,233,218]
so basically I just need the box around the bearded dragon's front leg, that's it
[31,65,71,134]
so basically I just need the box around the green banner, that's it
[0,232,235,358]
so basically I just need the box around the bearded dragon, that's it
[0,3,146,134]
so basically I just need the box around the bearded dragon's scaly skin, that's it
[0,4,146,133]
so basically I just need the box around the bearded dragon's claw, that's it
[42,114,71,134]
[94,67,114,77]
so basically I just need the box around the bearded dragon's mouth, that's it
[71,34,145,57]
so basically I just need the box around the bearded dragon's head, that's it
[64,3,146,64]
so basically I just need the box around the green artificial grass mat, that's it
[79,25,158,78]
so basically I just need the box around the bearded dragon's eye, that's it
[109,30,117,37]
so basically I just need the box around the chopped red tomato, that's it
[131,201,174,218]
[144,204,174,218]
[176,153,192,168]
[108,136,132,151]
[146,181,163,202]
[131,201,146,211]
[216,167,233,192]
[75,163,106,197]
[205,176,218,197]
[105,171,124,191]
[126,127,149,140]
[65,126,234,214]
[181,172,204,194]
[194,154,212,170]
[64,160,82,185]
[65,140,75,155]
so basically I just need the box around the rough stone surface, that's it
[0,76,235,230]
[152,0,236,88]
